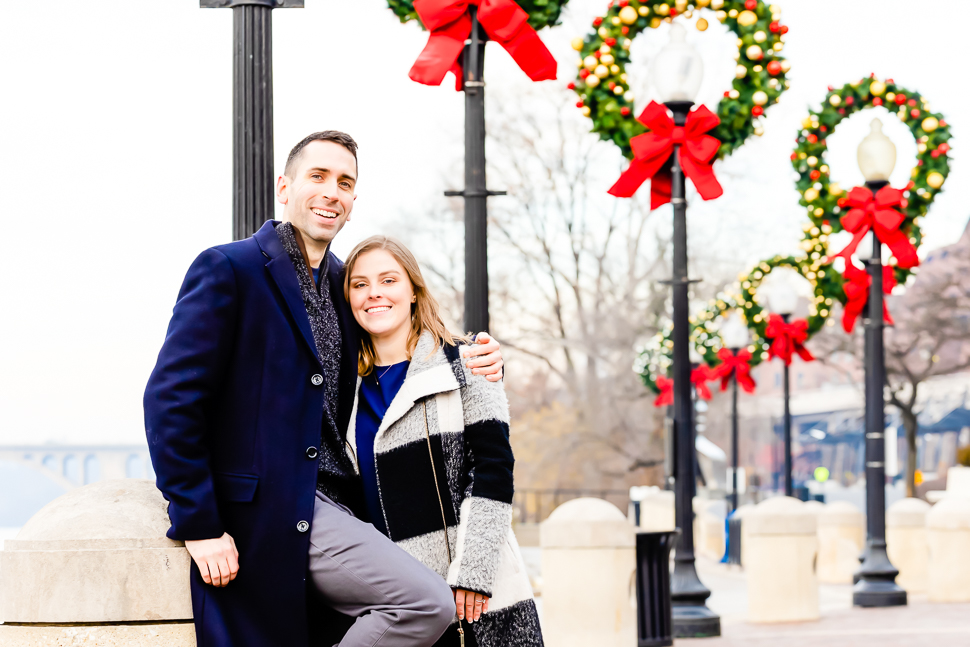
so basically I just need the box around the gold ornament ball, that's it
[885,91,895,103]
[599,43,612,54]
[619,6,638,24]
[927,172,945,189]
[595,65,610,78]
[728,8,738,18]
[571,37,585,51]
[675,0,689,11]
[754,30,767,43]
[753,64,764,73]
[581,106,591,117]
[650,17,663,28]
[729,89,740,99]
[711,0,725,9]
[624,91,635,102]
[737,10,758,26]
[584,55,598,70]
[598,26,609,38]
[657,3,670,16]
[807,155,818,167]
[613,86,625,96]
[696,0,711,6]
[736,65,748,79]
[696,17,709,31]
[638,5,650,16]
[754,126,764,136]
[773,42,784,52]
[752,90,768,106]
[601,53,615,66]
[746,44,763,60]
[611,16,621,26]
[829,183,843,196]
[780,60,791,72]
[829,94,842,107]
[804,188,819,202]
[610,64,620,74]
[801,117,813,129]
[869,80,886,96]
[922,117,939,132]
[918,143,927,153]
[585,74,601,88]
[623,38,632,49]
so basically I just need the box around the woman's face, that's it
[348,249,415,342]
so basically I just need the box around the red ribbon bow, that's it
[765,315,815,366]
[842,262,896,333]
[653,375,674,408]
[714,348,756,393]
[833,186,919,270]
[409,0,557,90]
[608,101,723,209]
[692,364,718,401]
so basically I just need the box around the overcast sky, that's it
[1,0,968,445]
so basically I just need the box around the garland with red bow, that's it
[714,348,756,393]
[387,0,564,89]
[651,366,718,408]
[842,262,895,334]
[609,101,723,209]
[764,314,815,366]
[833,186,919,270]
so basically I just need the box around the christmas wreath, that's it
[636,75,952,397]
[386,0,569,31]
[571,0,791,160]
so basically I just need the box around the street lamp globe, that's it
[652,22,704,103]
[720,311,751,350]
[766,280,798,317]
[857,118,897,182]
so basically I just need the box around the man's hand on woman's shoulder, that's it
[463,332,503,382]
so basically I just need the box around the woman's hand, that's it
[454,588,489,622]
[464,332,504,382]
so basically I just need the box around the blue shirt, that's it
[356,361,409,535]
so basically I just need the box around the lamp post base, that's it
[671,560,720,638]
[852,544,907,608]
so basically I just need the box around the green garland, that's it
[571,0,790,159]
[636,76,953,394]
[386,0,569,31]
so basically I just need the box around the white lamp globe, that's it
[766,284,798,317]
[857,118,897,182]
[720,311,751,350]
[651,22,704,103]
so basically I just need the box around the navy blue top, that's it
[356,360,409,535]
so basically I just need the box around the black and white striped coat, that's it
[345,331,543,647]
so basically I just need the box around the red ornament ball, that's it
[810,170,821,180]
[845,97,854,106]
[670,8,678,16]
[567,82,576,90]
[790,152,798,161]
[767,61,782,76]
[621,107,631,116]
[579,69,590,78]
[593,16,603,26]
[745,0,757,9]
[781,25,789,34]
[621,26,629,34]
[894,94,906,105]
[910,108,921,118]
[940,119,948,126]
[769,21,780,33]
[576,100,584,108]
[752,105,764,117]
[873,97,883,106]
[939,143,951,153]
[605,37,617,46]
[609,82,617,90]
[619,0,629,5]
[807,134,818,144]
[907,98,917,107]
[931,150,940,159]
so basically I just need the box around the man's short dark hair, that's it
[284,131,359,178]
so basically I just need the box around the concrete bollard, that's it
[637,489,675,532]
[816,501,865,584]
[745,497,819,623]
[693,499,725,561]
[0,479,194,645]
[927,495,970,602]
[540,498,636,647]
[886,497,931,594]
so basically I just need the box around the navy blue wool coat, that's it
[144,220,360,647]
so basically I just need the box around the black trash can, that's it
[635,530,679,647]
[727,512,742,566]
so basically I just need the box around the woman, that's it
[342,235,543,647]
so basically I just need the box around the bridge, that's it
[0,444,154,492]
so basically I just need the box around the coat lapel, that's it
[327,251,361,438]
[254,221,320,366]
[375,345,461,441]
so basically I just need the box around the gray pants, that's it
[308,491,455,647]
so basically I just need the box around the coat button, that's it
[297,520,309,533]
[306,447,319,459]
[311,374,324,386]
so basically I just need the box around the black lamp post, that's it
[443,7,505,334]
[852,118,907,608]
[653,23,720,639]
[200,0,303,241]
[720,312,751,514]
[766,283,797,497]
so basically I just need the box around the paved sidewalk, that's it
[682,557,970,647]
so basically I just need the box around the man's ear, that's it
[276,175,289,205]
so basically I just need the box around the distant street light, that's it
[766,277,798,497]
[852,118,907,608]
[654,23,720,640]
[720,312,751,514]
[201,0,304,241]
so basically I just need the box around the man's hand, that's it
[185,533,239,587]
[454,588,489,622]
[464,332,503,382]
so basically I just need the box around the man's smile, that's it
[311,207,338,219]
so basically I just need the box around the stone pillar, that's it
[0,479,194,645]
[540,498,636,647]
[886,497,930,593]
[637,489,676,532]
[816,501,866,584]
[745,497,819,623]
[927,495,970,602]
[693,498,725,561]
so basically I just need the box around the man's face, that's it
[276,140,357,246]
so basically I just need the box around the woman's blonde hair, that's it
[343,235,463,375]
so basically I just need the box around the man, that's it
[145,131,504,647]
